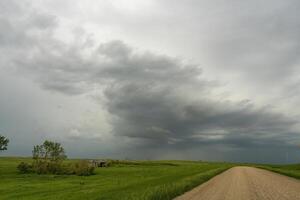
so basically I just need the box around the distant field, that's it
[0,157,232,200]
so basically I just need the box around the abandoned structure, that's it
[89,160,108,167]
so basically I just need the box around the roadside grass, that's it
[256,164,300,180]
[0,157,232,200]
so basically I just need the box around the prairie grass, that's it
[0,157,232,200]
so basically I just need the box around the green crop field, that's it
[0,157,232,200]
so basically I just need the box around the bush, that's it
[31,160,69,175]
[105,160,113,167]
[72,161,95,176]
[17,162,33,173]
[47,161,65,174]
[32,160,49,174]
[17,160,95,176]
[59,163,74,175]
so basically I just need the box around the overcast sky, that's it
[1,0,300,163]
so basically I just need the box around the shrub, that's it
[17,162,33,173]
[59,163,74,175]
[72,161,95,176]
[32,160,49,174]
[105,160,113,167]
[31,160,69,175]
[17,160,95,176]
[47,161,64,174]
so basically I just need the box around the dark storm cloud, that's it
[104,76,296,149]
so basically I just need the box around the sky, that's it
[1,0,300,163]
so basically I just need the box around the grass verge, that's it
[256,164,300,180]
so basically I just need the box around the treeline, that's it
[0,135,94,176]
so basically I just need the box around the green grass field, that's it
[257,164,300,180]
[0,157,232,200]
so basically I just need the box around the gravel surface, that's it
[174,166,300,200]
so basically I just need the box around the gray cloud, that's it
[1,0,300,163]
[7,33,299,150]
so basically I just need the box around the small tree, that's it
[32,140,67,162]
[32,140,67,174]
[0,135,9,151]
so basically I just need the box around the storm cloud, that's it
[1,0,300,163]
[8,36,299,149]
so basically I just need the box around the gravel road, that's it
[175,166,300,200]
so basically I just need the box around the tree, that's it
[31,140,67,174]
[32,140,67,162]
[0,135,9,151]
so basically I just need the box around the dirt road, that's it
[175,166,300,200]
